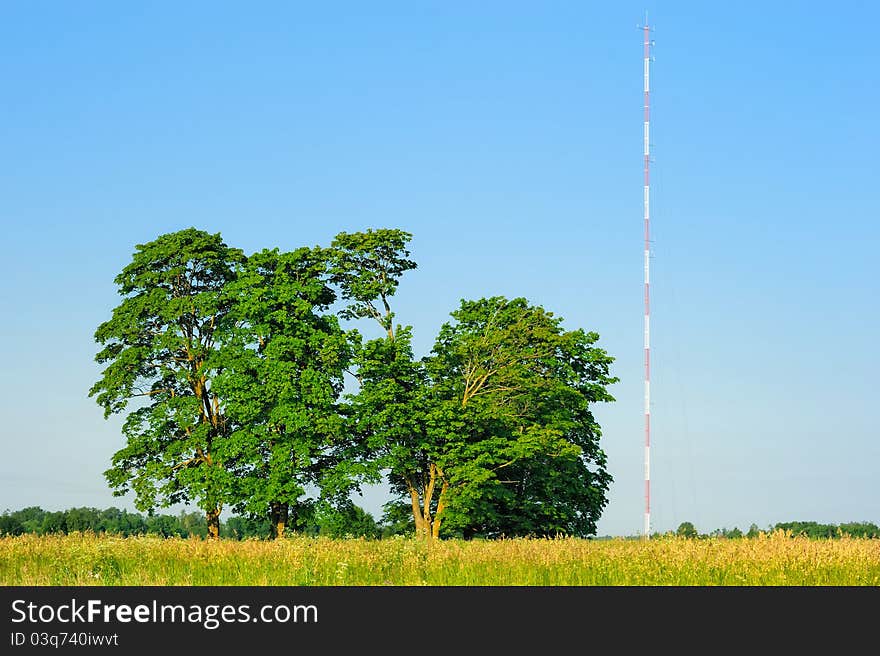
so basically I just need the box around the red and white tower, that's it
[642,18,653,540]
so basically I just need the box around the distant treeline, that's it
[2,508,878,540]
[0,504,407,540]
[658,520,880,540]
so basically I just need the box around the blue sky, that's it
[1,2,877,537]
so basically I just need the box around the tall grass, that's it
[1,531,878,585]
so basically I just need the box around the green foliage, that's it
[328,228,618,539]
[214,246,355,534]
[676,521,699,538]
[176,510,209,538]
[90,230,371,538]
[305,500,381,539]
[2,507,878,543]
[0,515,24,536]
[711,526,743,539]
[40,511,68,535]
[329,228,416,335]
[223,515,273,540]
[772,521,880,539]
[90,226,619,540]
[379,502,416,537]
[89,228,246,533]
[426,296,618,538]
[0,505,382,540]
[0,506,190,537]
[329,229,442,536]
[8,507,46,534]
[347,326,438,527]
[144,514,187,538]
[836,522,880,539]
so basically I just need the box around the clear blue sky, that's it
[1,1,877,537]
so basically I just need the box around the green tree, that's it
[223,515,273,540]
[716,526,743,539]
[426,297,617,538]
[215,247,353,538]
[348,325,439,537]
[66,507,101,533]
[89,228,245,538]
[676,521,699,538]
[329,229,435,534]
[97,507,147,536]
[0,513,24,536]
[838,522,880,538]
[332,228,617,539]
[10,507,46,534]
[145,513,186,538]
[773,521,836,539]
[379,501,416,537]
[40,511,67,535]
[178,510,209,537]
[311,500,380,538]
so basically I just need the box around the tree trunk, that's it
[432,480,449,540]
[409,486,432,539]
[270,502,288,539]
[206,507,221,540]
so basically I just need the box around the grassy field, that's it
[2,531,879,585]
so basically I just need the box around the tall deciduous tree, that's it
[214,247,353,538]
[328,229,440,536]
[349,325,438,537]
[333,230,617,540]
[89,228,244,538]
[426,297,618,538]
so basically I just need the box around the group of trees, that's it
[89,227,618,540]
[667,520,880,540]
[0,504,387,539]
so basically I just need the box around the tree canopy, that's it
[214,246,353,538]
[426,296,618,538]
[89,229,245,538]
[91,227,618,539]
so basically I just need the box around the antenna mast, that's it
[642,16,653,540]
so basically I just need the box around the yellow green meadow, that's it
[2,531,878,586]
